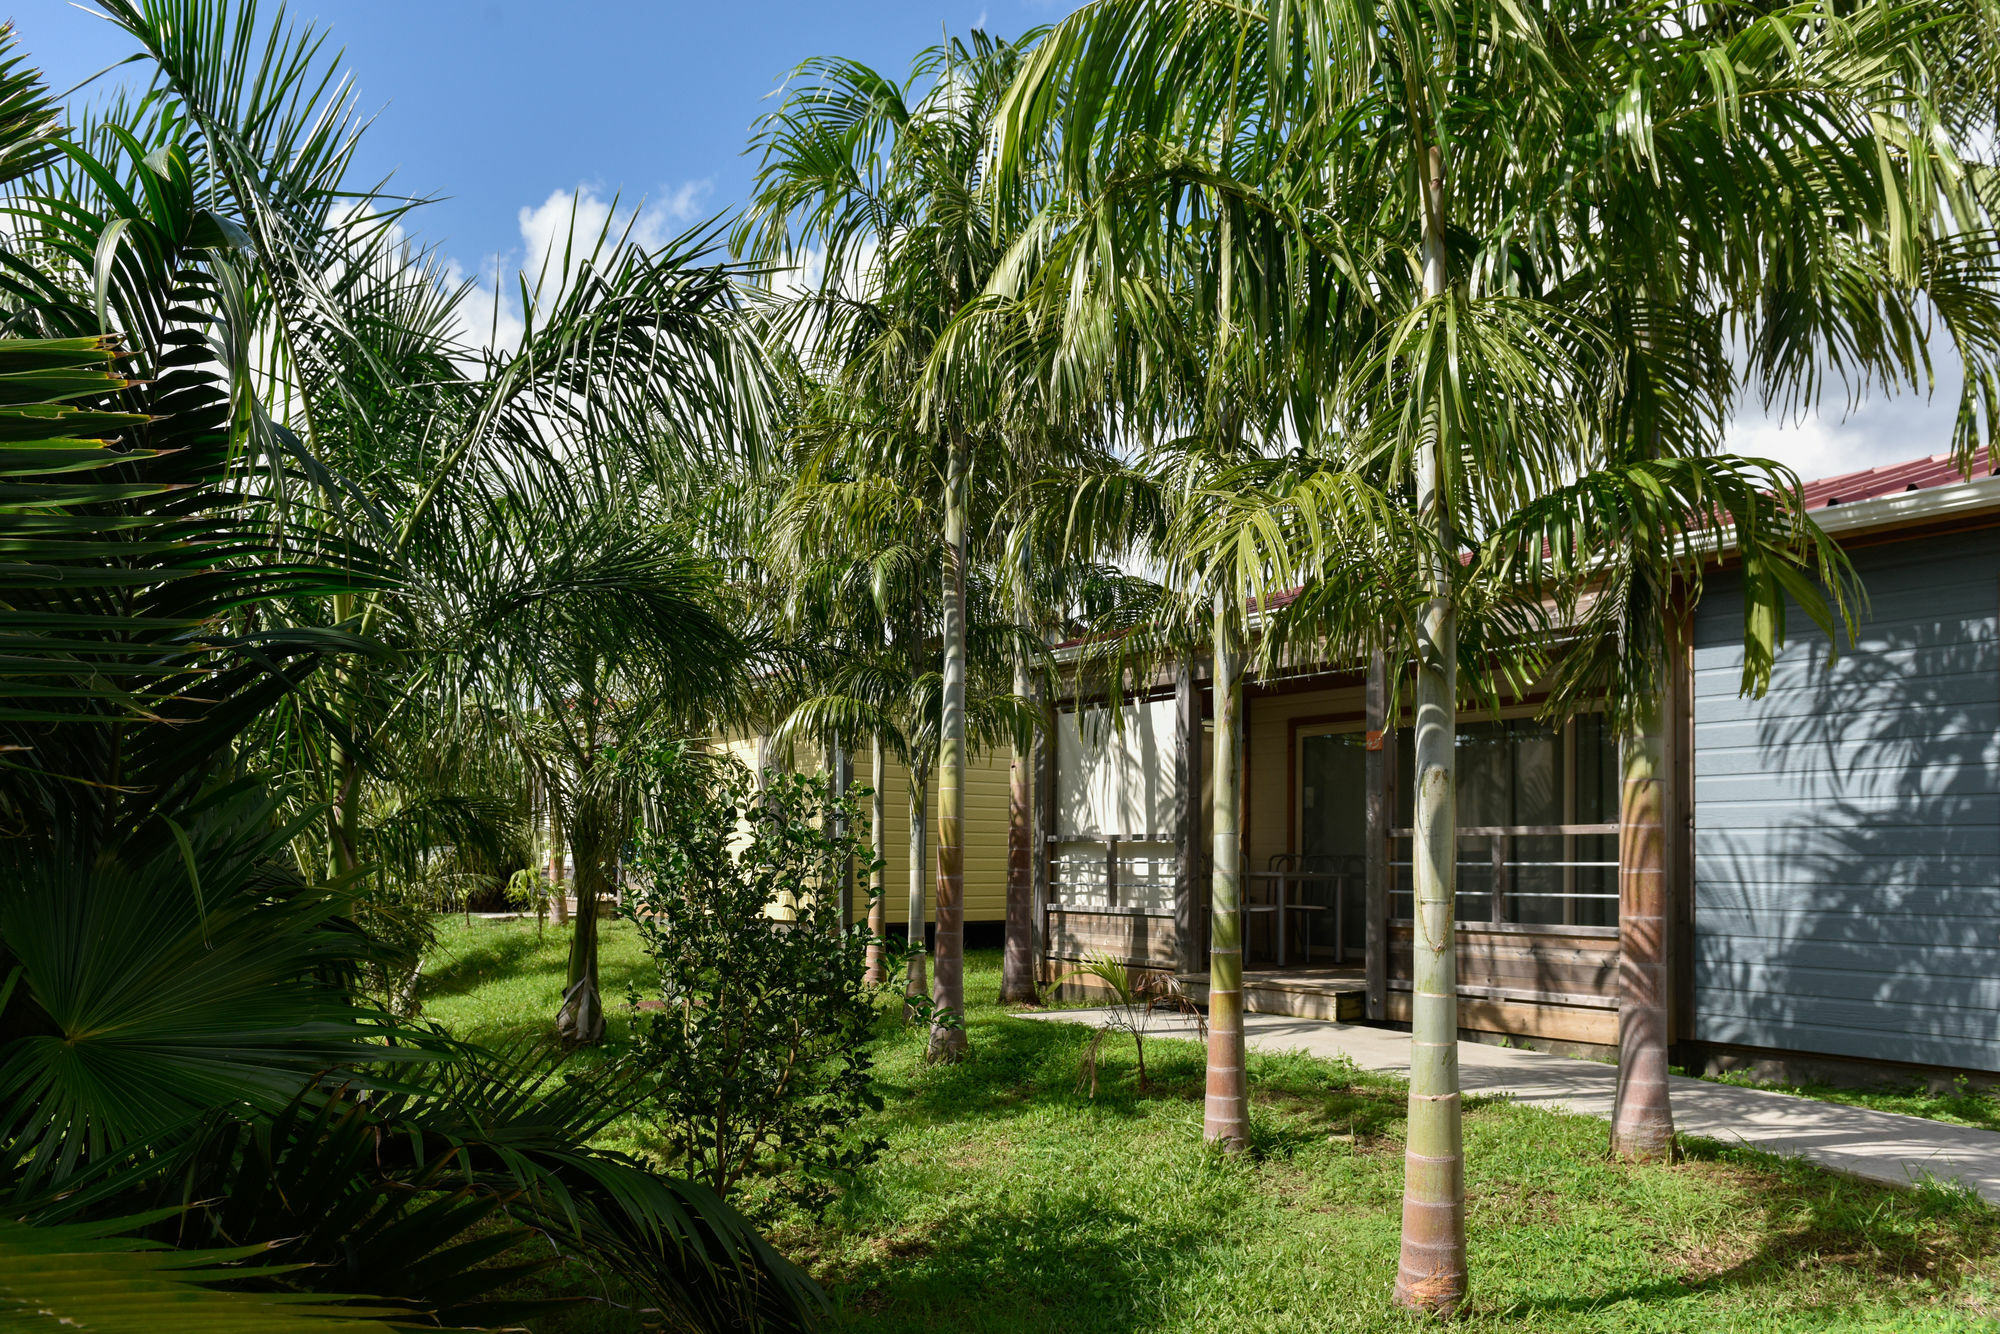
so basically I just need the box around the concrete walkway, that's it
[1022,1009,2000,1204]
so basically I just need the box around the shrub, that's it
[625,744,886,1209]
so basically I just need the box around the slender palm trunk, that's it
[830,734,853,927]
[1395,143,1467,1316]
[930,432,971,1060]
[1204,586,1247,1149]
[1001,596,1040,1003]
[865,732,889,986]
[559,791,609,1046]
[1612,668,1676,1159]
[906,761,930,1020]
[549,803,569,926]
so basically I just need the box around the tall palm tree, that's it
[770,432,1045,1008]
[77,0,776,900]
[738,31,1053,1057]
[1001,0,1999,1311]
[990,2,1366,1149]
[0,27,821,1323]
[1481,0,2000,1162]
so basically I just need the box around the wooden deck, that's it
[1176,965,1367,1022]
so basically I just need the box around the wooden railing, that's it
[1046,833,1178,916]
[1043,834,1185,967]
[1389,822,1617,925]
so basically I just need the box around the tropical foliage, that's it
[626,744,886,1207]
[4,0,1997,1327]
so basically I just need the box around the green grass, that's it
[422,919,2000,1332]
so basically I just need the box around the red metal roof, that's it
[1797,444,1993,513]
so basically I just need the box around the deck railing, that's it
[1046,834,1179,916]
[1389,822,1618,926]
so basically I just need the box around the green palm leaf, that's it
[0,1214,422,1333]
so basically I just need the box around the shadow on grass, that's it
[816,1186,1217,1333]
[1497,1136,2000,1320]
[422,923,556,1000]
[869,1011,1413,1167]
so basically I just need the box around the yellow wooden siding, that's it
[703,734,1015,925]
[864,747,1014,925]
[1244,684,1363,870]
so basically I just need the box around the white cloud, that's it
[1719,319,1972,482]
[1724,380,1965,483]
[446,180,714,353]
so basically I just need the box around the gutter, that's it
[1802,472,2000,541]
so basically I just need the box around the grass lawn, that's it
[422,918,2000,1332]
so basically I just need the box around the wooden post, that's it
[1106,836,1120,909]
[1364,651,1391,1021]
[1174,656,1203,976]
[1489,834,1508,924]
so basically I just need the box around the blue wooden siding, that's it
[1691,527,2000,1070]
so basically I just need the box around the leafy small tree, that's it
[626,745,886,1208]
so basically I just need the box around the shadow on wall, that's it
[1696,531,2000,1073]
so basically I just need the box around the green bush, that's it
[626,745,886,1210]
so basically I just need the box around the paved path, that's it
[1022,1009,2000,1203]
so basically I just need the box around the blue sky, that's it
[20,2,1082,266]
[13,0,1963,478]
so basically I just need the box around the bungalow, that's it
[715,734,1020,939]
[1039,447,2000,1085]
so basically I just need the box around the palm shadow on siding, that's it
[1700,557,2000,1071]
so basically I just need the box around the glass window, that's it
[1380,713,1618,926]
[1298,732,1369,958]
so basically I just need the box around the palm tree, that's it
[434,480,744,1043]
[1001,0,2000,1310]
[0,30,819,1321]
[1482,0,2000,1162]
[769,440,1045,1011]
[76,0,777,902]
[990,4,1360,1149]
[738,31,1055,1057]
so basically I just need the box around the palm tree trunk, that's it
[1001,621,1040,1004]
[865,732,888,986]
[906,760,930,1020]
[549,803,569,927]
[1612,669,1676,1159]
[930,431,971,1060]
[1395,143,1467,1317]
[1204,585,1247,1149]
[830,733,854,927]
[559,794,609,1046]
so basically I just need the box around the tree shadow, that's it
[814,1184,1223,1332]
[1695,531,2000,1072]
[421,924,551,1000]
[1502,1136,2000,1318]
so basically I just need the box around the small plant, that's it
[504,865,555,937]
[869,932,967,1044]
[624,743,886,1211]
[1051,954,1206,1095]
